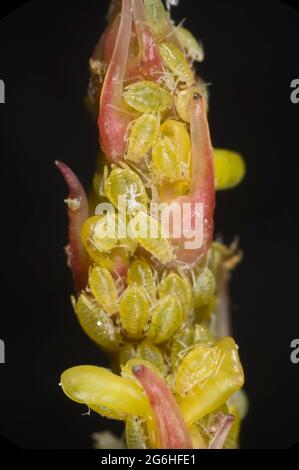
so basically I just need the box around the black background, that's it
[0,0,298,449]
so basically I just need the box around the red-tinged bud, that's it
[170,94,215,268]
[56,161,90,291]
[133,364,193,449]
[99,0,133,162]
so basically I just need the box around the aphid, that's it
[170,326,194,369]
[123,81,172,113]
[105,167,148,214]
[152,136,182,182]
[160,120,191,172]
[214,149,246,191]
[174,85,208,124]
[177,26,204,62]
[144,0,169,40]
[119,343,136,367]
[119,283,150,339]
[126,114,160,163]
[89,266,119,315]
[76,293,121,352]
[126,416,148,449]
[127,258,156,299]
[128,211,175,264]
[159,42,194,87]
[179,338,245,425]
[148,294,184,344]
[81,215,118,254]
[193,267,216,308]
[174,343,221,398]
[159,272,193,313]
[137,340,168,376]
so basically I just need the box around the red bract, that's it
[171,94,215,268]
[56,161,89,291]
[99,0,133,162]
[133,364,193,449]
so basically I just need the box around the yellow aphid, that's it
[76,294,121,352]
[214,149,246,191]
[89,266,119,316]
[119,284,150,339]
[174,343,221,398]
[160,120,191,170]
[127,259,156,299]
[159,272,193,313]
[123,81,172,113]
[119,343,136,367]
[179,338,245,425]
[152,137,182,182]
[193,267,216,308]
[170,326,194,369]
[137,340,168,376]
[61,366,151,418]
[126,416,148,449]
[177,26,204,62]
[174,84,208,123]
[159,42,194,86]
[105,167,148,214]
[144,0,169,40]
[128,211,175,264]
[81,215,118,254]
[81,217,115,267]
[148,294,184,344]
[126,114,160,163]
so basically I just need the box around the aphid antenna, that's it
[165,17,186,40]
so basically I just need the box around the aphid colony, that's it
[75,259,216,352]
[60,0,247,450]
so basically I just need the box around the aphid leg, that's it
[99,0,133,162]
[133,364,193,449]
[56,161,90,291]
